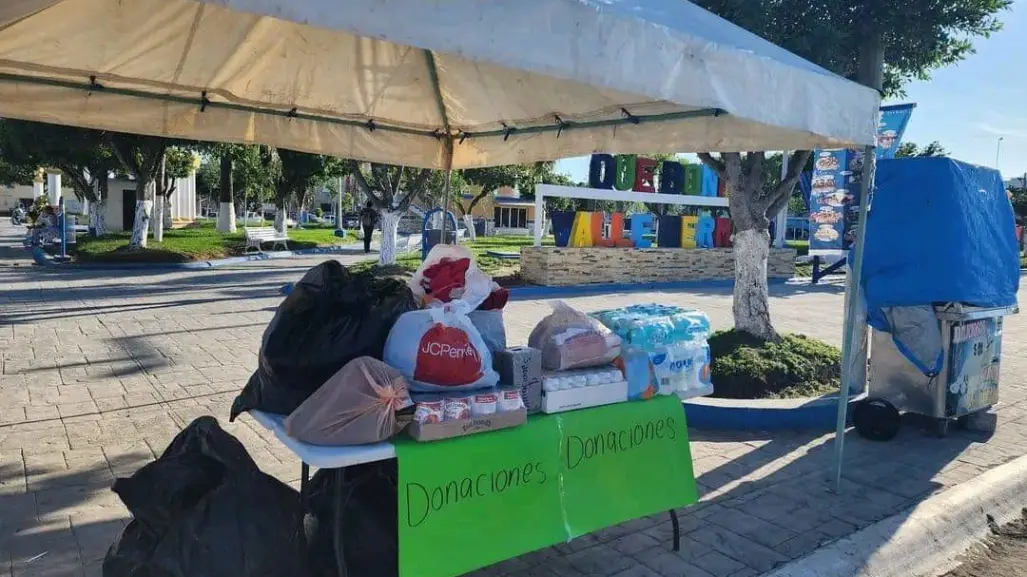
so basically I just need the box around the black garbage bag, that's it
[112,416,257,534]
[230,260,418,419]
[307,460,399,577]
[102,520,157,577]
[146,471,309,577]
[103,417,309,577]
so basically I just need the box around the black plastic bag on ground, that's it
[306,460,399,577]
[146,471,309,577]
[112,416,258,534]
[103,417,309,577]
[231,261,418,419]
[102,520,158,577]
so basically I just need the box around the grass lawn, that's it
[350,235,554,283]
[74,221,358,263]
[786,239,809,256]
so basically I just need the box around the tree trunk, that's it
[163,193,173,230]
[463,214,477,240]
[732,228,776,340]
[216,155,236,233]
[153,194,164,242]
[129,180,151,249]
[274,200,287,235]
[153,157,166,242]
[91,173,108,237]
[90,199,107,238]
[379,210,401,266]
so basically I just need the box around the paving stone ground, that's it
[3,221,1027,577]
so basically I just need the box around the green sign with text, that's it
[395,396,697,577]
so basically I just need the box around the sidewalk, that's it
[1,243,1026,576]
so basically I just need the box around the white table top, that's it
[249,410,397,469]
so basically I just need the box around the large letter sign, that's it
[546,155,733,249]
[680,215,697,249]
[634,158,657,193]
[588,154,616,189]
[630,213,655,248]
[614,155,637,191]
[569,212,594,247]
[659,162,684,195]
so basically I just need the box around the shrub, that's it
[708,329,841,399]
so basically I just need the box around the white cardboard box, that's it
[540,381,628,414]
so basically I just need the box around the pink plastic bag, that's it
[528,301,622,370]
[284,357,413,445]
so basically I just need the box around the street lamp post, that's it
[995,137,1004,169]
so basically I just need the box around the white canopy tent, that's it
[0,0,879,170]
[1,0,883,490]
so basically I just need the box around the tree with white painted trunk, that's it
[106,133,167,249]
[691,0,1009,341]
[698,151,811,341]
[345,161,436,266]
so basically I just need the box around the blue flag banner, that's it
[876,104,916,160]
[809,103,915,256]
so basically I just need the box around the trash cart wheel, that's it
[853,398,901,442]
[932,418,950,438]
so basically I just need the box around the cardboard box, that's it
[541,381,628,414]
[408,407,527,442]
[520,378,543,414]
[495,346,543,414]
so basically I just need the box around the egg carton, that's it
[541,365,623,392]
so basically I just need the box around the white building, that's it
[0,173,197,231]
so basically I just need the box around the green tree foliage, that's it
[158,146,197,198]
[694,0,1009,97]
[345,162,435,213]
[458,165,535,216]
[275,149,342,207]
[895,141,949,158]
[0,119,118,202]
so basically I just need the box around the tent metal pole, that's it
[440,165,453,243]
[834,144,876,493]
[424,49,455,243]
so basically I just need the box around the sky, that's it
[556,0,1027,182]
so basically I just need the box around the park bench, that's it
[244,227,289,253]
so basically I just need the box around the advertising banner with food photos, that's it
[876,104,916,160]
[809,104,915,256]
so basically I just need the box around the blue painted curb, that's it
[507,277,790,300]
[682,394,865,430]
[37,243,362,271]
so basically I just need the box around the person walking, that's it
[359,201,379,254]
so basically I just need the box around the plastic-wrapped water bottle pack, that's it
[591,305,713,400]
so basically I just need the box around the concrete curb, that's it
[33,243,364,271]
[506,277,792,300]
[763,454,1027,577]
[683,394,865,430]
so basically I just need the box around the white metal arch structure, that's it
[0,0,879,170]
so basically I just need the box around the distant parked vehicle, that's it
[341,212,361,229]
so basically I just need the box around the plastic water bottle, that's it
[623,347,654,400]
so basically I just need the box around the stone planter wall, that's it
[520,247,796,286]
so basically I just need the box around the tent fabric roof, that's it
[0,0,879,169]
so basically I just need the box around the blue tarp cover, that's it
[862,157,1019,312]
